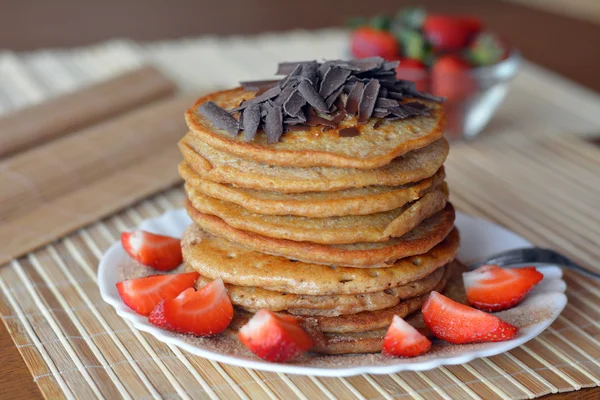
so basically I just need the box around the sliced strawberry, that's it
[163,278,233,336]
[238,310,313,363]
[116,272,199,316]
[149,287,196,330]
[121,230,183,271]
[422,291,518,344]
[463,265,543,312]
[382,315,431,357]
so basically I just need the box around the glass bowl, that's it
[439,51,522,141]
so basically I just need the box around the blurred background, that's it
[1,0,600,91]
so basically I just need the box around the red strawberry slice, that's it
[149,287,196,330]
[121,230,183,271]
[463,265,543,312]
[116,272,199,316]
[382,315,431,357]
[238,310,313,363]
[422,291,518,344]
[163,278,233,336]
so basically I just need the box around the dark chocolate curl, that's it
[265,105,283,143]
[242,104,261,141]
[240,80,279,91]
[232,86,281,111]
[345,81,364,115]
[326,85,345,109]
[277,61,312,75]
[297,79,328,113]
[358,79,380,124]
[319,67,351,98]
[375,98,400,108]
[283,90,306,117]
[300,61,319,84]
[198,101,238,136]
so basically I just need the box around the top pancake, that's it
[185,88,445,169]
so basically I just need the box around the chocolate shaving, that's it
[326,86,345,110]
[276,61,312,75]
[241,104,261,141]
[358,79,380,124]
[198,102,238,136]
[375,98,400,109]
[232,86,281,112]
[339,127,360,137]
[297,79,328,113]
[283,90,306,117]
[319,67,351,98]
[346,81,365,115]
[201,57,442,143]
[373,120,384,129]
[300,61,319,84]
[279,64,302,88]
[387,91,404,101]
[334,96,347,115]
[240,80,279,91]
[264,105,283,143]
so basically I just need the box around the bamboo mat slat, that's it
[1,31,600,399]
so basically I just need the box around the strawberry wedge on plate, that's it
[162,278,234,336]
[382,315,432,358]
[116,272,199,316]
[239,310,313,363]
[422,291,518,344]
[463,265,543,312]
[121,230,183,271]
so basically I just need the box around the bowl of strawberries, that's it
[349,8,521,140]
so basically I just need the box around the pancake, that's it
[313,260,467,354]
[191,266,446,317]
[179,162,445,218]
[185,184,448,244]
[185,88,445,169]
[185,201,456,267]
[179,134,449,193]
[312,264,449,333]
[181,224,459,295]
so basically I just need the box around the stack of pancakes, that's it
[178,88,460,354]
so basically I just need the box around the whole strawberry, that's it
[431,54,476,101]
[395,58,428,92]
[423,15,480,52]
[351,27,400,60]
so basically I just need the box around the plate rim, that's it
[98,209,567,377]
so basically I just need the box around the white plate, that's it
[98,210,567,376]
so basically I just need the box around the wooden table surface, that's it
[1,0,599,398]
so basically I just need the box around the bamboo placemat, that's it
[1,30,600,399]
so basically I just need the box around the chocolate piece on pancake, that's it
[179,134,449,193]
[185,184,448,244]
[179,162,446,218]
[181,223,459,295]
